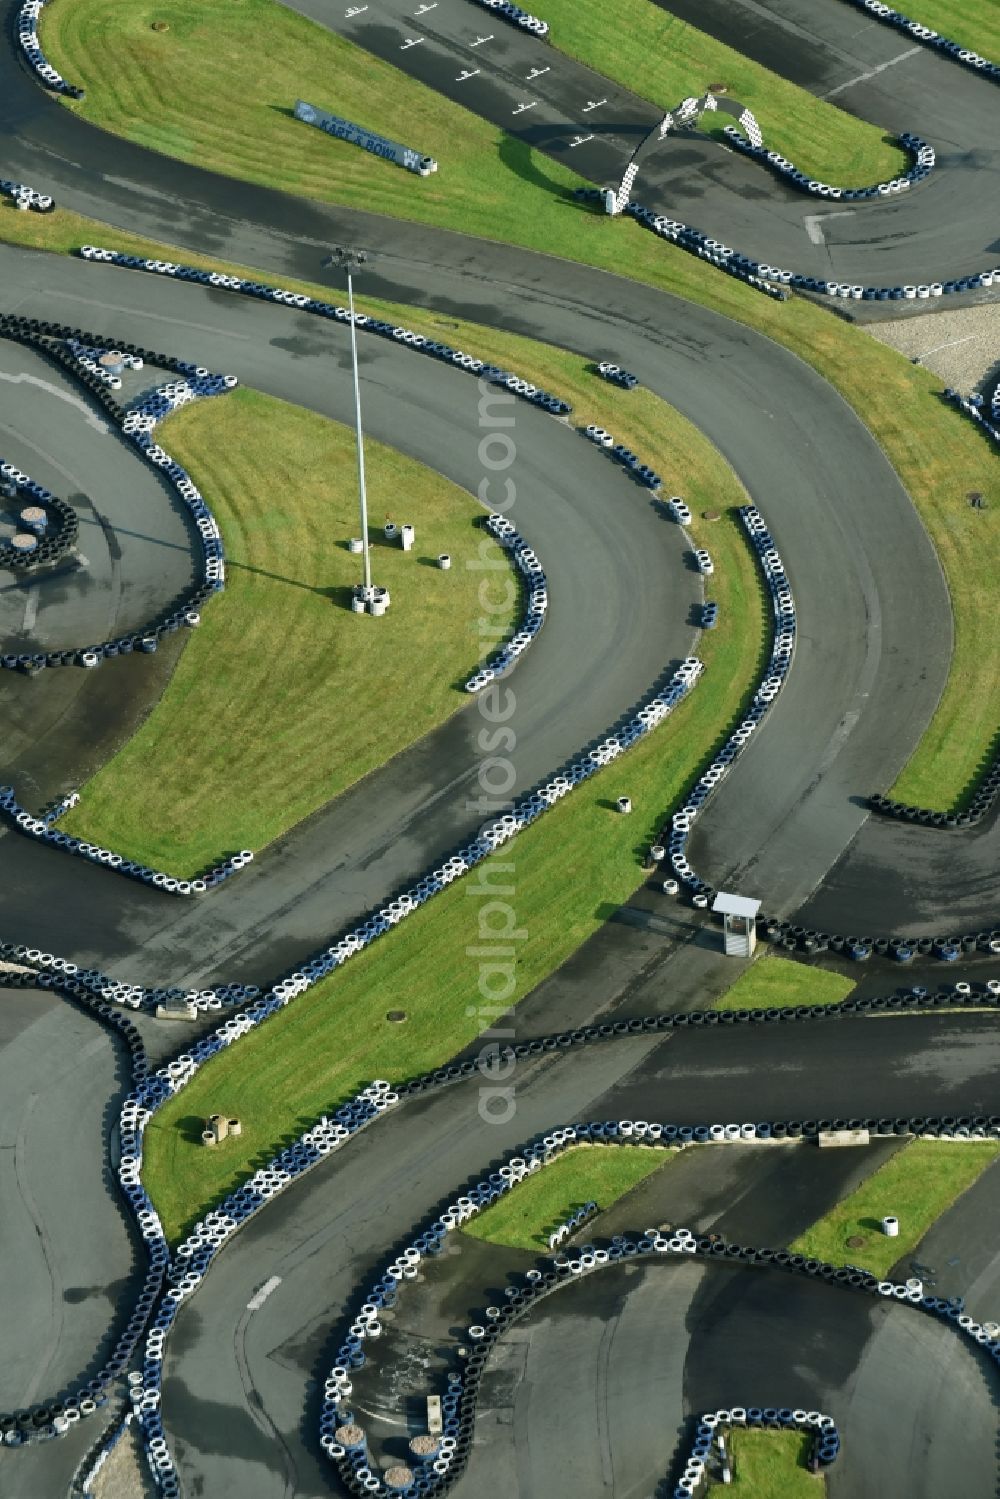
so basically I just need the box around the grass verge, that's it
[55,389,514,875]
[789,1139,1000,1277]
[462,1144,674,1251]
[142,502,766,1241]
[38,0,903,229]
[541,0,904,184]
[1,193,994,809]
[892,0,1000,58]
[708,1429,824,1496]
[714,955,854,1011]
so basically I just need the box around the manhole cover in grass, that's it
[846,1235,867,1249]
[386,1009,408,1024]
[151,19,169,29]
[702,509,722,522]
[707,83,728,94]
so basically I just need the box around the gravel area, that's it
[866,303,1000,393]
[90,1422,157,1499]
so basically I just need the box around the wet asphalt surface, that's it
[2,1,1000,1494]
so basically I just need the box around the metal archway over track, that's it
[607,93,763,214]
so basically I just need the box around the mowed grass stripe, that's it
[59,389,515,875]
[143,485,767,1241]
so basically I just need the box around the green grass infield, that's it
[789,1139,1000,1278]
[57,389,516,875]
[462,1144,675,1251]
[714,955,855,1011]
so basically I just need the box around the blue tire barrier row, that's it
[842,0,1000,83]
[6,960,1000,1455]
[661,504,794,901]
[464,514,547,692]
[76,248,574,419]
[597,360,638,390]
[583,422,662,487]
[123,1106,1000,1495]
[723,125,935,199]
[944,384,1000,446]
[0,456,79,571]
[576,188,788,301]
[16,0,85,96]
[306,1121,998,1499]
[547,1200,598,1250]
[0,175,54,211]
[0,787,254,896]
[0,985,168,1449]
[66,338,143,391]
[673,1407,841,1497]
[0,313,235,672]
[469,0,549,39]
[575,186,1000,305]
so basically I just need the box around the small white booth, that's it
[712,891,761,958]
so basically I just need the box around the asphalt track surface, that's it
[317,0,1000,288]
[156,1012,1000,1499]
[1,3,999,1496]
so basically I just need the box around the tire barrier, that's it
[468,0,549,40]
[15,0,85,97]
[303,1120,998,1498]
[464,514,547,692]
[583,422,662,487]
[547,1199,597,1250]
[608,93,763,216]
[0,787,253,896]
[577,187,1000,305]
[661,505,794,901]
[0,313,235,672]
[674,1407,841,1495]
[870,754,1000,830]
[944,384,1000,447]
[842,0,1000,84]
[66,338,143,390]
[723,126,935,200]
[0,176,54,211]
[0,457,79,571]
[7,955,1000,1464]
[0,983,168,1451]
[597,361,638,391]
[76,247,573,420]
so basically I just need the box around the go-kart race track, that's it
[1,0,999,1496]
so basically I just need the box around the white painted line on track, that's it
[821,46,922,99]
[803,210,855,246]
[247,1275,282,1312]
[41,288,254,340]
[470,34,493,46]
[0,371,109,433]
[457,67,479,80]
[21,587,39,633]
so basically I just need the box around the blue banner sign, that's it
[294,101,437,176]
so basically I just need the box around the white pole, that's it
[346,267,371,593]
